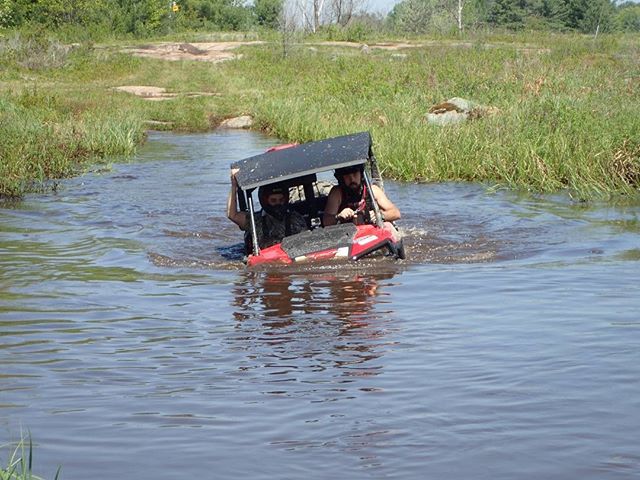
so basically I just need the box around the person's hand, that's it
[230,168,239,185]
[336,208,355,222]
[368,209,378,223]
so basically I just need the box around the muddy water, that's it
[1,130,640,480]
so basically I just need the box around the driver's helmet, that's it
[334,164,365,184]
[258,183,289,210]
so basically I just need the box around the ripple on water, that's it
[1,130,640,480]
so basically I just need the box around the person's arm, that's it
[371,185,401,222]
[323,187,348,226]
[227,168,248,230]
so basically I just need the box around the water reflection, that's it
[3,130,640,480]
[230,271,397,392]
[232,270,394,322]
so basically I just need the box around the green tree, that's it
[0,0,12,27]
[6,0,111,28]
[614,2,640,32]
[537,0,570,29]
[388,0,455,34]
[467,0,493,25]
[585,0,614,35]
[487,0,527,29]
[111,0,170,36]
[219,0,253,30]
[181,0,253,30]
[550,0,614,33]
[253,0,283,28]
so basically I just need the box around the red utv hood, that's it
[247,223,396,267]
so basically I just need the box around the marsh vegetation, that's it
[1,29,638,200]
[0,437,60,480]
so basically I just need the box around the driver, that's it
[323,165,401,226]
[227,168,307,252]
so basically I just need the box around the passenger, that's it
[323,165,401,227]
[227,168,307,252]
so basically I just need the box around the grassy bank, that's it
[237,35,640,199]
[1,31,639,199]
[0,34,231,197]
[0,437,59,480]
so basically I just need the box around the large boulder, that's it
[219,115,254,129]
[426,97,498,126]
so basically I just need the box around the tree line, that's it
[0,0,284,34]
[389,0,640,34]
[0,0,638,36]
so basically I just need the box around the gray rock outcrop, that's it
[426,97,499,126]
[219,115,254,129]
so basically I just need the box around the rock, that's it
[113,85,176,101]
[426,110,469,126]
[429,101,463,115]
[426,97,498,126]
[448,97,478,112]
[219,115,254,129]
[115,85,168,97]
[144,120,174,129]
[120,41,264,63]
[178,43,207,55]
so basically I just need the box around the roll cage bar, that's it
[230,132,385,257]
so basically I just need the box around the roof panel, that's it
[231,131,372,190]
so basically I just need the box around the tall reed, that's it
[0,436,60,480]
[229,38,639,199]
[1,31,638,199]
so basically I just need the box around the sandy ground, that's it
[115,39,546,100]
[115,42,262,99]
[120,39,548,63]
[120,41,265,62]
[113,85,220,100]
[119,40,438,63]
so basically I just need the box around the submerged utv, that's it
[231,132,405,267]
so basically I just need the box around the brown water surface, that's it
[1,130,639,479]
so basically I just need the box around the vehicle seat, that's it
[289,181,334,229]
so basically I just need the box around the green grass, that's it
[236,39,639,199]
[0,436,60,480]
[1,30,638,199]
